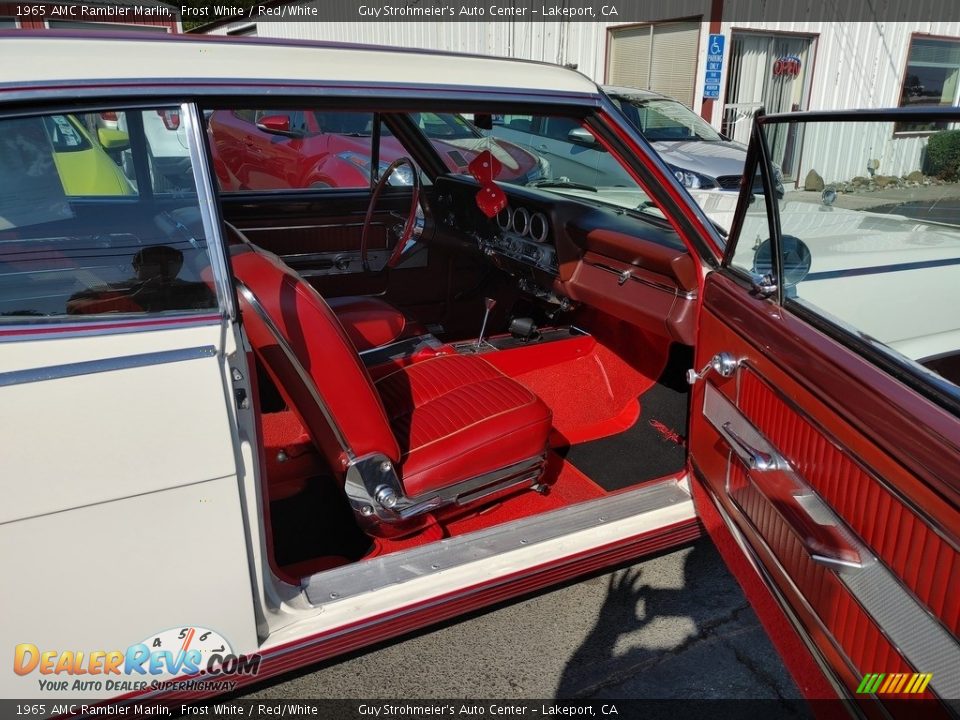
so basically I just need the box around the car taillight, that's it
[100,111,118,122]
[157,109,181,131]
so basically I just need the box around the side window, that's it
[0,107,217,320]
[207,108,378,191]
[727,116,960,389]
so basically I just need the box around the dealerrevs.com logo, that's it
[13,627,261,693]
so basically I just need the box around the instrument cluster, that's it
[481,204,558,274]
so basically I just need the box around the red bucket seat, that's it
[231,243,552,536]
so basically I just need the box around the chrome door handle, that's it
[719,421,781,471]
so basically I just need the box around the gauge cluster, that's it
[482,204,558,274]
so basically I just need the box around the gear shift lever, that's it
[476,297,497,349]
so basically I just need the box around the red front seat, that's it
[325,295,425,352]
[222,222,422,352]
[231,243,552,536]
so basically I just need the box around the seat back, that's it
[231,243,400,471]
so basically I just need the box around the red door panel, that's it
[690,271,960,706]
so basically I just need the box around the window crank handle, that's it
[686,351,740,385]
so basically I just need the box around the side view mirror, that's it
[97,128,130,152]
[256,114,303,139]
[752,235,812,289]
[568,127,598,146]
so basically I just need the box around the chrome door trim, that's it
[702,383,960,699]
[236,282,355,462]
[305,478,694,605]
[184,102,235,322]
[0,345,217,388]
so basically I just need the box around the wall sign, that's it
[773,55,802,77]
[704,34,725,100]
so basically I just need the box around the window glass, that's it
[897,37,960,133]
[728,117,960,388]
[613,95,723,142]
[0,108,217,320]
[207,109,377,191]
[488,113,656,211]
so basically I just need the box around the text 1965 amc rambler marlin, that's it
[0,31,958,711]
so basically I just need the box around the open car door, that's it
[687,108,960,708]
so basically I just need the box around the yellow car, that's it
[43,113,135,196]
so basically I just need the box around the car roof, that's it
[602,85,673,101]
[0,32,601,97]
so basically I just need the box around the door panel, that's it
[690,272,960,703]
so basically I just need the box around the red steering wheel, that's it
[360,157,421,273]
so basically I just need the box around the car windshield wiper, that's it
[531,179,597,192]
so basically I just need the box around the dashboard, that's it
[430,175,700,344]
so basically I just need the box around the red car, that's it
[208,109,549,190]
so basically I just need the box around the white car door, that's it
[0,104,258,700]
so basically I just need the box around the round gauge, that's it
[496,206,512,232]
[512,207,530,236]
[529,212,549,243]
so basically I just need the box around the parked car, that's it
[1,31,958,713]
[97,108,192,191]
[490,87,783,202]
[208,109,548,191]
[35,113,135,197]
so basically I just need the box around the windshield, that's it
[477,113,657,214]
[612,95,723,142]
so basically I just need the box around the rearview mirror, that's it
[473,114,493,131]
[97,128,129,152]
[256,114,303,138]
[568,127,597,146]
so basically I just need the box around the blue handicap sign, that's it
[704,34,725,99]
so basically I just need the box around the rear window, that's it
[0,107,218,321]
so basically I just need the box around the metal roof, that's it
[0,31,601,96]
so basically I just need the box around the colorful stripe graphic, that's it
[856,672,932,695]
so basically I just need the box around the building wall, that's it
[204,5,960,183]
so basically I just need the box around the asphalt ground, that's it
[237,539,801,703]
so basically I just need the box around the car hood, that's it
[652,139,747,179]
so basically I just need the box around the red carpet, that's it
[365,453,607,560]
[510,342,662,446]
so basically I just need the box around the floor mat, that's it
[564,345,691,491]
[511,341,664,446]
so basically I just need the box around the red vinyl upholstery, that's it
[376,355,553,497]
[325,296,425,352]
[231,243,552,517]
[232,244,401,467]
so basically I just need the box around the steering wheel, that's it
[360,157,421,273]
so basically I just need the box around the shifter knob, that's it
[477,297,497,349]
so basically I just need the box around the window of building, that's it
[897,36,960,133]
[606,21,701,107]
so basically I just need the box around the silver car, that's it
[604,85,784,196]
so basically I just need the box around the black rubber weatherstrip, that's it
[563,345,691,492]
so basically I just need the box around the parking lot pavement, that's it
[239,539,800,700]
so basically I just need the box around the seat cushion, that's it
[326,296,424,352]
[375,354,552,498]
